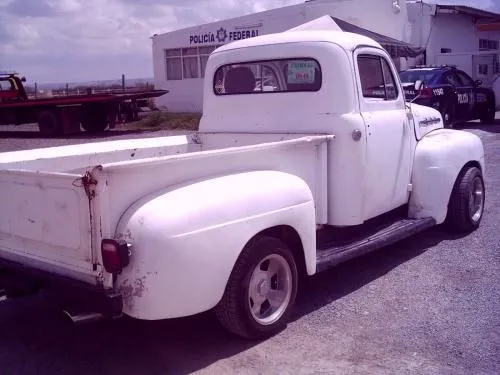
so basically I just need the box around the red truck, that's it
[0,72,168,136]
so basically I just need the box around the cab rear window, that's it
[213,58,322,95]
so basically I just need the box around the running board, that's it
[316,217,436,273]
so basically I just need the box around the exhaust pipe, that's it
[63,310,106,325]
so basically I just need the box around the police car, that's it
[399,65,496,127]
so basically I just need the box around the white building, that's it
[407,1,500,87]
[152,0,419,112]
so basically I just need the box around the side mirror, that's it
[21,76,26,82]
[410,80,425,104]
[475,79,482,87]
[414,79,423,91]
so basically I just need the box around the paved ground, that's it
[0,121,499,375]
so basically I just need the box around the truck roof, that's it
[214,30,383,54]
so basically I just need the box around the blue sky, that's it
[0,0,498,84]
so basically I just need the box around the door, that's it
[443,71,473,120]
[354,48,413,220]
[455,70,476,120]
[472,54,495,88]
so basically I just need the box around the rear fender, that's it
[409,129,485,223]
[113,170,316,319]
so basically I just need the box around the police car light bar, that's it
[410,64,457,69]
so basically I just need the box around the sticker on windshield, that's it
[287,61,315,84]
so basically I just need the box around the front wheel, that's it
[441,104,455,128]
[215,236,298,339]
[445,166,485,232]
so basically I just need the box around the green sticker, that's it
[287,61,315,84]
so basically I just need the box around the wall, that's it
[406,2,500,78]
[152,0,409,112]
[305,0,408,41]
[427,14,500,61]
[152,3,307,112]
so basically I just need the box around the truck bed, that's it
[0,89,168,109]
[0,132,333,288]
[0,133,319,173]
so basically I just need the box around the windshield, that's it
[399,70,439,85]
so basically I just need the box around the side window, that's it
[456,71,474,87]
[358,54,398,100]
[444,73,461,87]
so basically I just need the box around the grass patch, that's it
[123,111,201,131]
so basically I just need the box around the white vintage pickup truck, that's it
[0,29,486,339]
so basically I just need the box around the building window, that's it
[357,54,398,100]
[165,49,182,80]
[165,45,222,80]
[213,58,322,95]
[182,48,199,79]
[479,39,499,51]
[478,64,488,75]
[493,55,500,74]
[199,46,219,78]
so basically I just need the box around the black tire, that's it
[215,236,298,339]
[480,101,496,124]
[38,110,62,136]
[81,104,108,132]
[445,166,485,232]
[441,104,455,128]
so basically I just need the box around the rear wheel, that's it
[81,104,109,133]
[445,166,485,232]
[38,109,62,136]
[215,236,298,339]
[480,101,496,124]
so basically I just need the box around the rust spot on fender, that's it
[117,228,134,242]
[119,276,147,310]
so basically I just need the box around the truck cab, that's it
[0,73,28,102]
[0,29,485,340]
[200,30,481,226]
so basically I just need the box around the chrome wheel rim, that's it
[469,176,485,222]
[248,254,292,326]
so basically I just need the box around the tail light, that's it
[419,87,433,98]
[101,239,130,274]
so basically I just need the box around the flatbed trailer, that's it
[0,72,168,136]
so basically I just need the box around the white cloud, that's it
[0,0,498,83]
